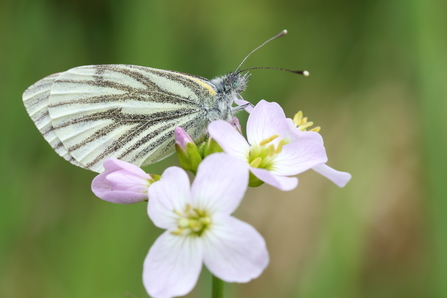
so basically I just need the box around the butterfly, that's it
[22,30,307,173]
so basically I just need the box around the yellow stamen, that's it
[200,217,211,225]
[191,221,201,232]
[293,111,303,126]
[300,121,314,130]
[293,111,321,132]
[178,217,189,228]
[259,134,279,146]
[171,228,184,235]
[268,144,275,156]
[276,139,285,154]
[249,157,262,168]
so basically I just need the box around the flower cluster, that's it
[91,100,351,298]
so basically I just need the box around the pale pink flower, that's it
[312,164,351,187]
[291,110,352,187]
[143,153,269,298]
[209,100,328,191]
[91,158,157,204]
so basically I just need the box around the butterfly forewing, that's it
[23,64,217,172]
[23,72,84,167]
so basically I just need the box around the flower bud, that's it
[174,127,202,174]
[91,159,159,204]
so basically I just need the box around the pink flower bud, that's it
[91,158,156,204]
[174,127,202,173]
[174,127,194,150]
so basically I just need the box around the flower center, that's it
[172,204,211,237]
[293,111,320,132]
[248,134,287,171]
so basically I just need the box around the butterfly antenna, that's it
[235,29,288,73]
[238,66,310,76]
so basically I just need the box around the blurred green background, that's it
[1,0,446,297]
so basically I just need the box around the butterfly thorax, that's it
[208,72,249,122]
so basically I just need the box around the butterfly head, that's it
[206,30,309,123]
[210,71,249,95]
[207,71,249,122]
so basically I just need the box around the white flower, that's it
[143,153,269,298]
[209,100,328,191]
[291,110,352,187]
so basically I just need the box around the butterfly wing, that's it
[23,64,217,172]
[23,72,84,168]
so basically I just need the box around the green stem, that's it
[211,275,224,298]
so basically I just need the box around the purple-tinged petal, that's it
[91,172,116,200]
[174,127,194,150]
[231,116,242,134]
[91,158,152,204]
[312,164,352,187]
[250,167,298,191]
[106,170,150,193]
[208,120,250,160]
[191,153,249,215]
[272,140,328,176]
[95,189,148,204]
[233,98,253,113]
[284,119,324,144]
[203,216,269,282]
[148,167,191,229]
[91,178,148,203]
[246,100,287,145]
[143,231,203,298]
[103,158,149,178]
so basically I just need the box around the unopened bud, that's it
[174,127,202,174]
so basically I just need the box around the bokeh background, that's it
[1,0,446,297]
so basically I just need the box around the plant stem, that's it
[212,275,224,298]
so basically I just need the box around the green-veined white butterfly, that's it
[23,30,308,173]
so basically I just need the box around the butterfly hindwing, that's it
[23,64,217,172]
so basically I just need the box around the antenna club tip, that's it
[303,70,310,76]
[282,29,288,35]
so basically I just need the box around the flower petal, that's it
[208,120,250,160]
[312,164,352,187]
[148,167,191,229]
[231,116,242,134]
[272,140,327,176]
[103,158,149,178]
[285,119,324,144]
[203,216,269,283]
[191,153,249,215]
[143,231,203,298]
[91,172,114,199]
[250,167,298,191]
[246,100,287,145]
[91,172,149,204]
[106,170,150,192]
[97,190,148,204]
[233,98,254,113]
